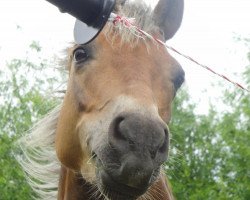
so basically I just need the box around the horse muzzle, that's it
[95,112,169,199]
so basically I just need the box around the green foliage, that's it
[0,41,63,200]
[167,40,250,199]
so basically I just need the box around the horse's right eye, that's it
[73,48,88,63]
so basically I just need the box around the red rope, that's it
[109,14,250,93]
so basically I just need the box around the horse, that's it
[18,0,185,199]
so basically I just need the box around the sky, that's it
[0,0,249,114]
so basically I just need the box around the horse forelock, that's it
[104,0,160,47]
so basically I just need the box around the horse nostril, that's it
[112,116,126,141]
[158,128,169,154]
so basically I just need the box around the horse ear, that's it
[153,0,184,41]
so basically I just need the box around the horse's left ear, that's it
[153,0,184,41]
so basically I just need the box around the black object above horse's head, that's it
[45,0,116,44]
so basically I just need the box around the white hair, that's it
[17,106,61,199]
[104,0,159,47]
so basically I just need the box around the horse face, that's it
[55,0,184,199]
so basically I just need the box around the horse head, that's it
[56,0,184,199]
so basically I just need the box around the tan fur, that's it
[18,0,184,199]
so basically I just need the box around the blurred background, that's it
[0,0,249,199]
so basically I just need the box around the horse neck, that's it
[57,166,174,200]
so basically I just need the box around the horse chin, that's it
[100,189,138,200]
[94,157,161,200]
[102,170,147,194]
[99,186,139,200]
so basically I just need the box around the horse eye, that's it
[73,48,88,63]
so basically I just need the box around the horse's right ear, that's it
[153,0,184,41]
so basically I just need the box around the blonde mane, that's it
[18,106,61,199]
[18,1,161,199]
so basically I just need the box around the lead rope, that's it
[108,13,250,93]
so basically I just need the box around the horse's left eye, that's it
[73,48,88,63]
